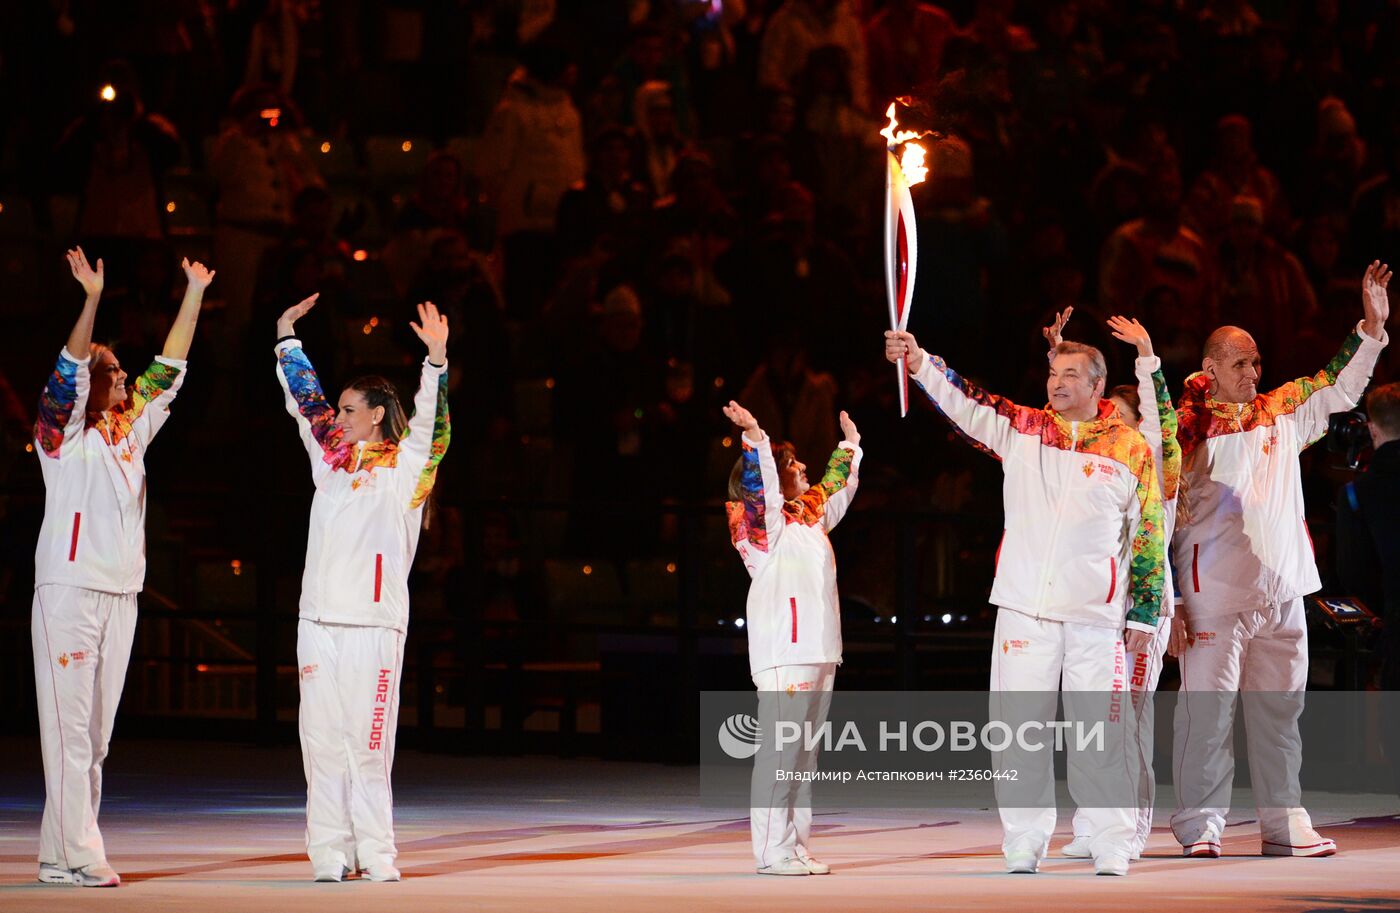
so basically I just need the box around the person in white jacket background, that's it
[722,399,860,877]
[1044,310,1184,862]
[274,294,451,883]
[1169,260,1391,860]
[884,327,1165,877]
[33,247,213,888]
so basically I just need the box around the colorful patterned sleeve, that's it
[1125,439,1166,630]
[406,365,451,509]
[275,342,340,453]
[792,446,855,520]
[35,349,89,458]
[1135,357,1181,503]
[127,359,183,420]
[912,354,1043,460]
[1269,327,1385,448]
[726,439,771,553]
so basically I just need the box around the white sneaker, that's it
[37,863,75,885]
[1262,828,1337,857]
[1005,852,1039,874]
[363,864,401,882]
[1094,852,1130,876]
[1061,836,1092,858]
[757,857,811,876]
[313,865,350,882]
[73,863,121,887]
[1182,823,1222,858]
[795,850,830,875]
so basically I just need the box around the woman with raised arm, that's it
[274,295,451,883]
[1046,310,1184,864]
[33,248,213,888]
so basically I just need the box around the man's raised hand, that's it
[1107,315,1154,358]
[1042,306,1073,349]
[1363,260,1391,339]
[883,330,925,374]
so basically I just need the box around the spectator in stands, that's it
[758,0,868,112]
[1214,194,1318,378]
[737,337,839,471]
[55,60,181,288]
[557,126,654,261]
[1183,114,1288,246]
[634,81,691,199]
[1100,155,1216,325]
[478,32,586,316]
[210,83,324,333]
[864,0,958,106]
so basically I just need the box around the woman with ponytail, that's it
[274,293,450,883]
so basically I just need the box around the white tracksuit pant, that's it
[1171,598,1314,846]
[750,663,836,868]
[297,619,405,874]
[1072,616,1170,855]
[31,585,138,870]
[990,608,1136,862]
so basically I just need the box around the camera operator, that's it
[1335,381,1400,794]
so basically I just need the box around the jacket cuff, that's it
[154,355,188,369]
[60,346,92,366]
[1135,355,1161,373]
[423,355,448,372]
[275,336,302,354]
[1126,619,1157,634]
[1357,319,1390,346]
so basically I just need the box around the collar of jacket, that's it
[1045,398,1119,432]
[1180,370,1252,419]
[325,439,398,473]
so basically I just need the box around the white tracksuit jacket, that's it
[34,347,187,594]
[726,433,861,676]
[912,353,1166,632]
[1173,323,1387,617]
[274,339,451,633]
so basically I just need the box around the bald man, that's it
[1169,261,1391,859]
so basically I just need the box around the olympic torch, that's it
[881,102,930,417]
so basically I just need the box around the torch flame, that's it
[880,102,931,186]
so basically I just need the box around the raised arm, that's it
[273,294,340,464]
[36,250,103,457]
[1281,261,1390,447]
[885,329,1040,459]
[161,258,216,360]
[1109,315,1181,500]
[64,247,102,358]
[723,400,785,553]
[401,302,451,508]
[1125,443,1166,635]
[818,410,862,531]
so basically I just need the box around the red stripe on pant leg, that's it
[374,555,382,603]
[1107,557,1117,603]
[790,597,797,643]
[69,513,81,561]
[1192,544,1200,593]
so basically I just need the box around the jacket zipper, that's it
[1035,421,1078,617]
